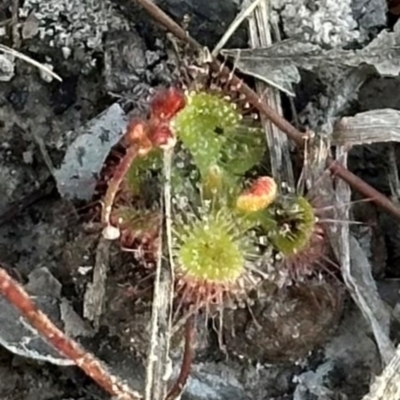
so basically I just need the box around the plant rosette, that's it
[98,87,277,314]
[172,205,261,313]
[167,91,272,312]
[170,90,266,204]
[233,177,329,283]
[263,194,327,281]
[100,88,267,251]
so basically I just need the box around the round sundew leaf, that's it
[267,196,317,257]
[174,208,249,284]
[124,146,192,203]
[220,126,266,175]
[172,92,242,176]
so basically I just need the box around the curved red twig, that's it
[0,266,141,400]
[166,316,195,400]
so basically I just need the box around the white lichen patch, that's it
[272,0,360,47]
[20,0,131,51]
[0,54,15,82]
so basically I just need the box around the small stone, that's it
[22,12,40,39]
[0,54,15,82]
[22,151,34,164]
[53,103,128,201]
[39,63,55,83]
[61,46,72,59]
[102,225,121,240]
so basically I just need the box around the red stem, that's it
[0,266,142,400]
[101,146,140,225]
[329,160,400,219]
[166,316,195,400]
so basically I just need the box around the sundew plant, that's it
[100,85,332,315]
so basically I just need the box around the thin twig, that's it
[0,266,142,400]
[0,44,62,81]
[166,316,195,400]
[247,0,295,191]
[132,0,400,222]
[211,0,264,57]
[83,237,111,330]
[11,0,20,48]
[329,160,400,220]
[101,146,139,226]
[388,145,400,201]
[144,144,175,400]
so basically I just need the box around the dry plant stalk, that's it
[144,140,194,400]
[246,0,295,190]
[0,44,62,81]
[211,0,264,57]
[333,109,400,146]
[332,111,399,393]
[332,145,394,364]
[0,266,142,400]
[363,343,400,400]
[144,147,175,400]
[144,228,173,400]
[83,237,111,329]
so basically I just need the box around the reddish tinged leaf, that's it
[124,88,185,149]
[236,176,278,212]
[248,176,277,197]
[150,87,186,122]
[100,140,158,236]
[101,88,183,235]
[150,124,174,147]
[124,119,152,151]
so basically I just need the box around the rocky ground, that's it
[0,0,400,399]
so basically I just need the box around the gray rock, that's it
[0,54,15,82]
[103,29,147,93]
[352,0,387,32]
[271,0,360,47]
[53,103,128,201]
